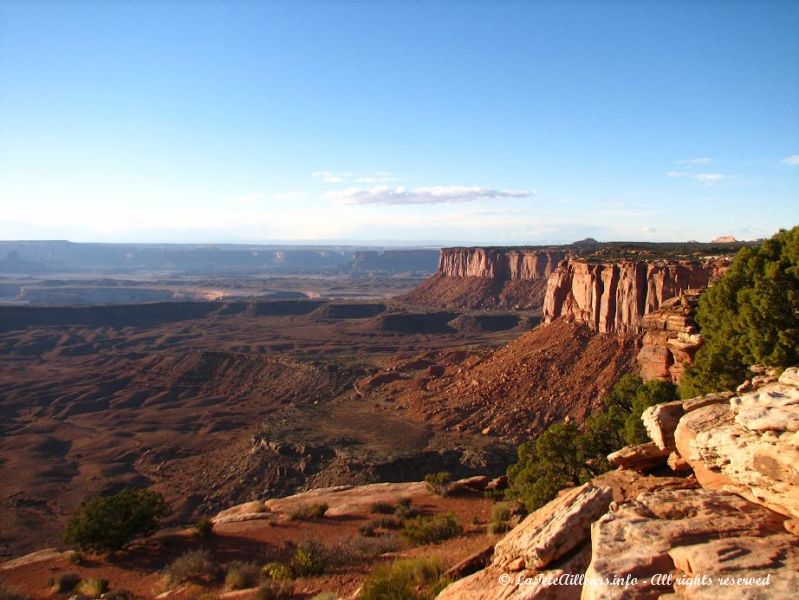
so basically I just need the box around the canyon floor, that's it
[0,294,625,561]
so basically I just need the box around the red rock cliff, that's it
[543,259,717,334]
[437,247,569,280]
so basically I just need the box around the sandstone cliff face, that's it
[543,259,716,334]
[437,247,569,280]
[403,247,570,309]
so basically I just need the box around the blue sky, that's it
[1,0,797,245]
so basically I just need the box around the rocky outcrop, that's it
[438,368,799,600]
[676,368,799,518]
[637,290,704,384]
[402,248,569,309]
[607,441,670,471]
[437,483,613,600]
[543,260,716,334]
[437,248,569,280]
[583,488,797,600]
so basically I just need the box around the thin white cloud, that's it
[270,190,307,201]
[782,155,799,166]
[666,171,729,186]
[694,173,726,185]
[325,185,533,206]
[675,157,712,165]
[312,171,353,183]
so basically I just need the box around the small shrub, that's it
[360,557,448,600]
[490,502,512,524]
[358,522,377,537]
[424,472,453,497]
[289,502,328,521]
[370,517,402,530]
[255,581,293,600]
[196,515,214,538]
[165,549,221,587]
[225,561,262,590]
[49,572,81,593]
[369,501,396,514]
[402,513,463,545]
[66,550,85,565]
[63,487,169,552]
[397,497,412,508]
[261,562,293,581]
[336,535,404,564]
[394,503,422,520]
[483,488,506,501]
[487,521,511,534]
[76,578,108,597]
[289,540,329,577]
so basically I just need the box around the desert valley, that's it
[2,232,798,599]
[2,2,798,598]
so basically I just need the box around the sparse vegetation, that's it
[370,501,396,514]
[261,562,293,581]
[488,502,513,534]
[48,572,81,593]
[255,581,294,600]
[424,472,453,497]
[289,540,329,577]
[335,534,404,563]
[63,487,169,552]
[402,513,463,544]
[360,557,449,600]
[75,578,109,597]
[371,516,402,530]
[288,502,328,521]
[165,549,221,587]
[196,515,214,538]
[310,593,338,600]
[225,561,262,590]
[507,374,679,511]
[681,226,799,397]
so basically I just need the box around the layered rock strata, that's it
[637,290,704,384]
[675,368,799,518]
[543,260,715,334]
[438,248,569,280]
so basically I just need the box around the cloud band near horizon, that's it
[325,185,533,205]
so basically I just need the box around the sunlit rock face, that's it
[543,259,721,334]
[437,247,569,280]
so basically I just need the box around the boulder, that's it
[264,481,429,517]
[641,400,684,451]
[436,483,612,599]
[679,370,799,518]
[582,488,792,600]
[607,442,669,471]
[453,475,491,492]
[212,500,269,524]
[492,483,613,571]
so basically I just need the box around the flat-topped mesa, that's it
[437,247,569,280]
[543,258,718,335]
